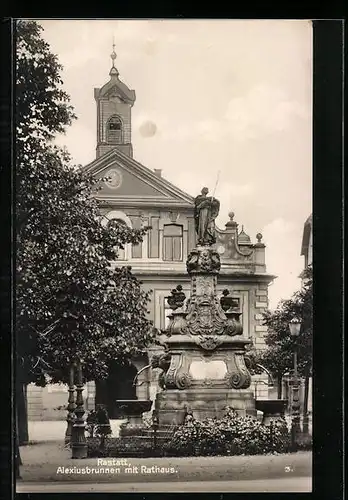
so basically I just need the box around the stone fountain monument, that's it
[154,187,256,425]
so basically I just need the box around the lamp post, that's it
[65,363,76,446]
[71,359,87,459]
[289,318,302,449]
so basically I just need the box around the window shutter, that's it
[164,236,173,261]
[172,236,182,261]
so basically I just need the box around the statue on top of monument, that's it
[194,187,220,246]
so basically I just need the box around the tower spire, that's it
[110,36,119,77]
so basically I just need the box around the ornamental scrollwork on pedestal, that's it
[164,362,177,389]
[225,312,244,336]
[225,371,243,389]
[176,372,193,389]
[195,276,216,297]
[166,310,188,335]
[186,247,221,275]
[183,297,227,336]
[224,354,252,389]
[164,353,192,390]
[194,335,224,351]
[186,249,199,274]
[234,353,252,388]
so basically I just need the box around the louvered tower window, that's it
[107,116,122,144]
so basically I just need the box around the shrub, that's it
[86,405,112,438]
[167,407,290,456]
[295,433,312,451]
[85,406,293,458]
[87,436,163,458]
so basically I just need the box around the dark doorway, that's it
[95,361,138,418]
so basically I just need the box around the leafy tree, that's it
[16,20,155,444]
[258,266,313,406]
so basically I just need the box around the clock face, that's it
[217,245,225,255]
[105,168,122,189]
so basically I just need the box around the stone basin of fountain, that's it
[255,399,288,426]
[115,400,152,437]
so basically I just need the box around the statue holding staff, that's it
[194,185,220,246]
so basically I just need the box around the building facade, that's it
[27,51,275,421]
[280,213,313,416]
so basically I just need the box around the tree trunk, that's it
[17,383,29,445]
[303,374,310,433]
[15,408,22,479]
[277,374,282,399]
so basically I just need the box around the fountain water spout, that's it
[255,363,275,387]
[133,364,151,387]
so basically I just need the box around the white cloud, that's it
[54,121,95,166]
[132,82,308,146]
[263,217,296,239]
[261,218,303,309]
[224,84,308,140]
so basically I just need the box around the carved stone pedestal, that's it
[156,388,255,425]
[155,336,255,424]
[154,243,256,427]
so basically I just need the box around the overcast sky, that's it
[37,19,313,309]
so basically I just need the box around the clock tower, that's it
[94,44,136,159]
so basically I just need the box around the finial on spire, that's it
[110,36,119,77]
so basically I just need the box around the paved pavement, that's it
[28,419,126,442]
[18,441,311,485]
[21,419,312,493]
[28,421,67,442]
[17,477,312,493]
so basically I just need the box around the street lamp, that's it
[289,318,302,449]
[71,359,87,459]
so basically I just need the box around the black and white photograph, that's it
[15,18,314,493]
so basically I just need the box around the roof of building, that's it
[81,146,195,208]
[238,226,252,245]
[300,213,312,256]
[94,48,136,104]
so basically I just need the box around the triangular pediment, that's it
[82,148,194,209]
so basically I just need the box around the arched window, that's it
[107,116,123,144]
[107,218,127,260]
[163,224,183,261]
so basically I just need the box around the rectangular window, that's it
[163,224,183,261]
[116,246,126,260]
